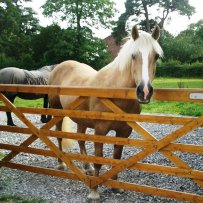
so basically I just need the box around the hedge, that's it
[156,61,203,78]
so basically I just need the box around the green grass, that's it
[0,78,202,116]
[0,195,44,203]
[152,78,203,88]
[0,152,4,159]
[0,98,43,108]
[142,101,203,116]
[141,78,203,116]
[12,98,43,108]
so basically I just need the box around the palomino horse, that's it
[48,25,163,202]
[0,65,56,126]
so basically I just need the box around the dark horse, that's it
[0,65,56,126]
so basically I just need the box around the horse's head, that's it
[130,25,163,104]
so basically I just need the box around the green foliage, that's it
[32,25,111,69]
[42,0,115,64]
[0,0,113,69]
[112,13,128,44]
[42,0,115,30]
[0,53,19,68]
[160,20,203,63]
[113,0,195,43]
[0,0,40,69]
[0,0,201,73]
[156,61,203,78]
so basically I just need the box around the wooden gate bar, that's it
[0,85,137,99]
[0,161,79,181]
[0,85,203,202]
[102,179,203,203]
[153,88,203,102]
[99,98,203,188]
[1,159,202,203]
[1,159,203,202]
[0,84,203,101]
[0,93,89,186]
[1,143,203,181]
[0,116,63,165]
[0,106,197,125]
[1,125,202,155]
[91,116,203,188]
[0,134,37,165]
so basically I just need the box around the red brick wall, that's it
[104,36,121,59]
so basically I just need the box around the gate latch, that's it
[189,93,203,100]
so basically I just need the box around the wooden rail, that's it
[0,84,203,202]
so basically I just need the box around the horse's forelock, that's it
[114,31,163,71]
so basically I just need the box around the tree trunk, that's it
[75,1,82,57]
[142,0,150,32]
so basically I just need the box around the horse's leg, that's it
[6,96,16,126]
[88,124,109,202]
[111,125,132,193]
[56,120,67,170]
[40,95,49,123]
[77,125,94,175]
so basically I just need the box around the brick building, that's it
[104,35,121,59]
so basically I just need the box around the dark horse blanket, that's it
[0,65,56,125]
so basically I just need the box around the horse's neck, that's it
[95,61,135,88]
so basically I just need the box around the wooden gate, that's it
[0,84,203,202]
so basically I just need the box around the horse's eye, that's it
[155,53,159,60]
[132,54,136,60]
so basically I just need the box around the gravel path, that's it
[0,112,203,203]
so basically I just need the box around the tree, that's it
[42,0,116,56]
[174,20,203,63]
[112,13,128,44]
[0,0,40,68]
[159,20,203,63]
[113,0,195,43]
[155,0,195,29]
[32,25,111,69]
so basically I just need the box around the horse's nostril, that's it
[136,83,153,103]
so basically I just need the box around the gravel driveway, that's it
[0,112,203,203]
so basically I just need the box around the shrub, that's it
[156,61,203,78]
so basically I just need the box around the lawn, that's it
[152,78,203,88]
[0,78,202,116]
[141,78,203,116]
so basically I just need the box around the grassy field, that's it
[0,195,44,203]
[141,78,203,116]
[152,78,203,88]
[0,78,203,116]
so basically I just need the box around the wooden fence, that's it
[0,84,203,202]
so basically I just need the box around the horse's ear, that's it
[131,25,139,40]
[152,25,160,40]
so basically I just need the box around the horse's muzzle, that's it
[136,82,153,104]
